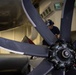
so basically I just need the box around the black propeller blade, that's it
[28,59,53,75]
[21,0,57,45]
[0,37,48,57]
[66,68,76,75]
[60,0,75,42]
[52,69,65,75]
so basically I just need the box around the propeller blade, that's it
[21,0,57,45]
[66,68,76,75]
[52,69,65,75]
[0,37,48,57]
[60,0,75,42]
[28,59,53,75]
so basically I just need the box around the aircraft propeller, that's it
[0,0,75,75]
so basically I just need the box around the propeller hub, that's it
[62,50,70,58]
[49,42,75,69]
